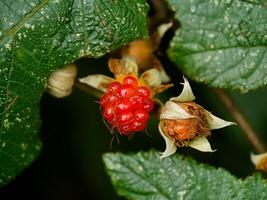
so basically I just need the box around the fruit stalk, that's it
[214,89,266,153]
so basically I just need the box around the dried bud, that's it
[46,64,77,98]
[140,68,162,88]
[122,40,153,70]
[251,152,267,172]
[108,57,138,78]
[159,77,236,159]
[121,22,172,72]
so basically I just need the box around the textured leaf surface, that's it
[167,0,267,92]
[103,150,267,200]
[0,0,148,186]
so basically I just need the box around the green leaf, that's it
[0,0,148,186]
[167,0,267,92]
[103,150,267,200]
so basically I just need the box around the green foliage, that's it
[167,0,267,92]
[0,0,148,186]
[103,150,267,200]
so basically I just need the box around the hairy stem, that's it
[214,89,266,153]
[74,81,103,98]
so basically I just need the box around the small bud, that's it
[46,64,77,98]
[140,68,162,88]
[159,77,236,159]
[139,63,172,94]
[251,152,267,172]
[122,40,153,70]
[108,57,138,78]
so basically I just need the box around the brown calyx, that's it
[161,102,210,147]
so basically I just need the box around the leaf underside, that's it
[0,0,148,186]
[167,0,267,92]
[103,150,267,200]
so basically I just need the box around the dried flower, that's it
[159,77,236,159]
[251,152,267,172]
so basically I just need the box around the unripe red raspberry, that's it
[100,76,154,136]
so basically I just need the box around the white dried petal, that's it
[157,22,173,38]
[250,152,267,166]
[170,76,195,102]
[205,110,236,130]
[140,68,161,88]
[158,123,177,159]
[79,74,114,93]
[188,136,215,152]
[160,101,195,120]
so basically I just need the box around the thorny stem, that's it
[214,89,266,153]
[74,81,103,98]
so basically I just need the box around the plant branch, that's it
[214,89,266,153]
[74,81,103,98]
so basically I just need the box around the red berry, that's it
[122,76,138,88]
[137,87,151,98]
[117,98,132,113]
[100,80,153,135]
[100,92,118,107]
[132,121,146,132]
[117,112,134,125]
[100,93,109,106]
[118,124,133,135]
[103,104,116,122]
[118,84,136,97]
[135,109,149,123]
[107,81,121,92]
[143,99,154,111]
[129,95,143,109]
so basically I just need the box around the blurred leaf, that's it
[0,0,148,186]
[103,150,267,200]
[167,0,267,92]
